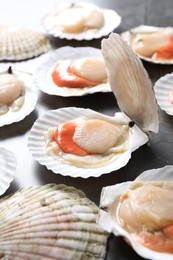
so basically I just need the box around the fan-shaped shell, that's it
[28,107,148,178]
[0,183,108,259]
[0,147,16,195]
[98,165,173,260]
[101,33,159,134]
[121,25,173,64]
[0,66,38,127]
[154,73,173,116]
[0,24,51,61]
[34,46,111,97]
[42,1,121,40]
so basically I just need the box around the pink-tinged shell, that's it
[101,33,159,134]
[0,183,108,259]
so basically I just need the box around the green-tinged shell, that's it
[0,184,108,259]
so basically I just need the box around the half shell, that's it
[42,1,121,40]
[121,25,173,64]
[0,183,108,259]
[154,73,173,116]
[28,107,148,178]
[0,24,51,61]
[0,147,16,195]
[98,165,173,260]
[0,66,38,127]
[34,46,111,97]
[101,33,159,134]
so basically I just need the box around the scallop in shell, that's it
[42,1,121,40]
[0,147,16,195]
[98,165,173,260]
[0,24,51,61]
[28,33,159,178]
[0,66,38,127]
[0,183,109,259]
[28,107,148,178]
[121,25,173,64]
[34,46,111,97]
[154,73,173,116]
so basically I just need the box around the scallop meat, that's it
[121,25,173,64]
[98,165,173,260]
[0,66,38,127]
[42,1,121,40]
[34,46,111,97]
[28,33,158,178]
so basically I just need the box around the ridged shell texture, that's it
[0,184,108,259]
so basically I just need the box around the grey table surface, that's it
[1,0,173,259]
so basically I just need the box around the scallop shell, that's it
[28,107,148,178]
[121,25,173,64]
[101,33,159,134]
[0,66,38,127]
[98,165,173,260]
[42,1,121,40]
[0,24,51,61]
[34,46,111,97]
[0,147,16,195]
[154,73,173,116]
[0,183,108,259]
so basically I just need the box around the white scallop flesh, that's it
[101,33,159,134]
[84,9,104,29]
[0,74,25,105]
[117,181,173,234]
[73,118,127,153]
[132,30,173,58]
[70,57,107,83]
[49,5,104,33]
[52,8,85,33]
[45,115,130,169]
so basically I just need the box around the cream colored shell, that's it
[98,165,173,260]
[42,1,121,40]
[0,183,109,259]
[121,25,173,64]
[0,24,51,61]
[34,46,111,97]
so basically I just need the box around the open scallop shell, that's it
[102,33,159,134]
[0,183,109,259]
[0,66,38,127]
[121,25,173,64]
[28,107,148,178]
[42,1,121,40]
[0,24,51,61]
[98,165,173,260]
[34,46,111,97]
[0,147,16,195]
[154,73,173,116]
